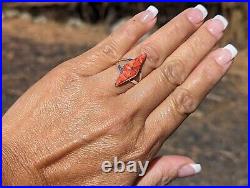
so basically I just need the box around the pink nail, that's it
[187,4,208,24]
[213,44,238,66]
[207,15,228,37]
[178,163,202,178]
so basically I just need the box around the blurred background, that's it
[2,2,248,185]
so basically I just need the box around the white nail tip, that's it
[146,5,159,17]
[213,15,228,29]
[194,4,208,19]
[190,164,202,174]
[224,44,238,58]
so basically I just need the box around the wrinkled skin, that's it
[2,7,234,185]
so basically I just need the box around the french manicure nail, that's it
[207,15,228,37]
[213,15,228,29]
[224,44,238,58]
[187,4,208,24]
[213,44,238,66]
[177,163,202,178]
[141,5,158,23]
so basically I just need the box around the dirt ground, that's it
[2,7,248,185]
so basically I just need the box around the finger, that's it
[126,15,229,115]
[136,155,201,185]
[73,6,158,76]
[98,5,208,94]
[145,44,238,138]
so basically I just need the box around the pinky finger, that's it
[145,44,238,137]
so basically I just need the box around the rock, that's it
[206,93,223,102]
[19,12,32,21]
[33,15,47,24]
[67,18,84,28]
[5,9,20,18]
[190,110,204,119]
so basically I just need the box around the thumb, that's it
[136,155,201,185]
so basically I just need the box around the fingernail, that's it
[213,44,238,66]
[187,4,208,24]
[214,15,228,29]
[140,5,158,23]
[224,44,238,58]
[207,15,228,37]
[178,163,202,178]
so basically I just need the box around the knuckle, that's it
[186,42,199,59]
[171,87,198,115]
[101,36,120,60]
[171,21,188,38]
[121,19,141,41]
[188,37,206,58]
[209,57,225,73]
[172,21,182,33]
[172,14,197,37]
[50,66,83,89]
[140,44,161,69]
[160,59,186,86]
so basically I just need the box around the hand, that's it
[2,4,237,185]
